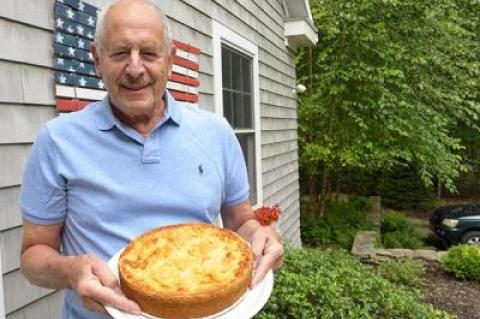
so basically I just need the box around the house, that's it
[0,0,317,317]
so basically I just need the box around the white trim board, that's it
[212,20,263,208]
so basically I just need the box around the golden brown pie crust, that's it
[119,223,253,318]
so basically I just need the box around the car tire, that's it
[461,231,480,245]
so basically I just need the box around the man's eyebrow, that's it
[109,43,130,51]
[141,42,162,50]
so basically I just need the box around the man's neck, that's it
[112,100,167,138]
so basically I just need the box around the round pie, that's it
[119,223,253,318]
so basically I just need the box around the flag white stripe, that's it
[172,65,199,78]
[56,85,76,98]
[175,48,199,63]
[76,87,108,100]
[167,82,199,95]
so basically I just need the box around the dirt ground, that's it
[401,203,480,319]
[423,261,480,319]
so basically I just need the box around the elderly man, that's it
[19,0,283,318]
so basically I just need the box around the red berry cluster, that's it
[254,204,281,226]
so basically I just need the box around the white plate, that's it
[105,248,274,319]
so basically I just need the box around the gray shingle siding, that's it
[0,0,302,316]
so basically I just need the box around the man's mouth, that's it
[123,84,149,91]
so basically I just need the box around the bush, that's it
[301,198,372,249]
[381,211,424,249]
[377,259,425,288]
[442,245,480,281]
[256,248,454,319]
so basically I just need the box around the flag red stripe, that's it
[56,99,93,112]
[170,91,199,103]
[173,39,201,55]
[168,73,199,87]
[173,56,199,71]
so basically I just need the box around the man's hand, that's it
[249,225,283,288]
[21,221,142,316]
[221,200,284,288]
[69,254,141,315]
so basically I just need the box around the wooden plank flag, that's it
[53,0,201,112]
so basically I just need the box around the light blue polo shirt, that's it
[19,91,249,319]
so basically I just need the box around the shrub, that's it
[377,259,426,288]
[381,211,424,249]
[442,245,480,281]
[256,248,454,319]
[301,198,372,249]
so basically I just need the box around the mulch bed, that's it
[423,261,480,319]
[394,205,480,318]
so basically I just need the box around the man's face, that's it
[92,1,174,118]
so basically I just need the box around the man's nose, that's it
[125,51,145,78]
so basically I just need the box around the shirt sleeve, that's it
[19,126,67,224]
[221,119,250,207]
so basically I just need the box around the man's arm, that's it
[20,220,141,315]
[221,200,283,288]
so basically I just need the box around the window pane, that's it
[242,93,253,128]
[233,92,244,128]
[236,133,257,205]
[241,57,252,93]
[223,89,233,125]
[221,47,231,89]
[231,51,242,91]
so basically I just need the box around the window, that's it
[212,22,262,206]
[221,46,257,204]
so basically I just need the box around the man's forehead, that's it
[106,0,163,28]
[108,39,164,49]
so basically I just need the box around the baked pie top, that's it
[119,223,253,295]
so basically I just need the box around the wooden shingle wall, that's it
[0,0,65,317]
[170,0,301,243]
[0,0,301,317]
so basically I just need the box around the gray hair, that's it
[94,0,172,52]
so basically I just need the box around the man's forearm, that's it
[235,218,261,240]
[21,245,75,290]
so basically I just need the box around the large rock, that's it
[367,196,382,228]
[352,231,377,257]
[352,232,447,262]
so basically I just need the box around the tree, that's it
[298,0,480,215]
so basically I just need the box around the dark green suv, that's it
[430,203,480,246]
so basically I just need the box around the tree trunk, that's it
[437,178,442,200]
[319,165,329,217]
[308,170,318,215]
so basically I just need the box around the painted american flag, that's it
[53,0,200,112]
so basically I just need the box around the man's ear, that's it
[91,43,102,77]
[167,46,176,76]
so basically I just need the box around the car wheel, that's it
[461,231,480,245]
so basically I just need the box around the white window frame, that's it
[212,21,263,208]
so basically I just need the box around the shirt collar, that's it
[95,90,182,131]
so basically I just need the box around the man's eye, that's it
[143,52,158,58]
[112,52,128,57]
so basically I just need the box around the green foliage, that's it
[256,248,455,319]
[442,245,480,281]
[378,165,436,210]
[298,0,480,202]
[381,211,425,249]
[301,198,372,249]
[377,259,426,288]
